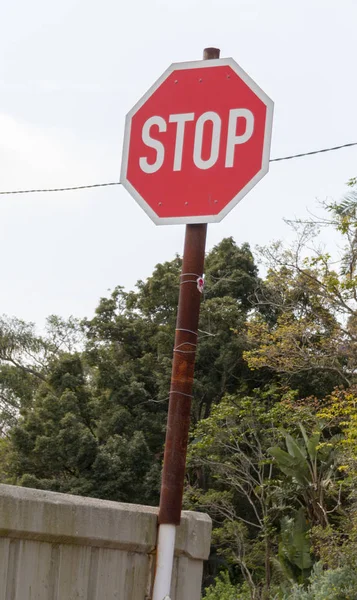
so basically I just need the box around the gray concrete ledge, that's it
[0,484,211,560]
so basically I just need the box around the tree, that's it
[8,353,159,504]
[244,190,357,397]
[0,314,83,434]
[204,239,259,308]
[187,388,306,599]
[2,238,261,506]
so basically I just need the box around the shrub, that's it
[284,563,357,600]
[203,572,250,600]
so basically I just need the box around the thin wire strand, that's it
[169,391,193,399]
[174,341,197,354]
[0,141,356,196]
[0,182,119,195]
[270,141,357,163]
[175,342,197,349]
[175,328,198,336]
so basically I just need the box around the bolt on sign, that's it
[120,58,274,224]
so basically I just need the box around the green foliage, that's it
[204,238,258,308]
[278,508,313,584]
[244,188,357,397]
[188,388,301,595]
[8,353,159,504]
[269,425,338,527]
[310,511,357,573]
[285,563,357,600]
[204,572,250,600]
[1,238,261,507]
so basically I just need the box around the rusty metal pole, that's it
[158,224,207,525]
[152,46,221,600]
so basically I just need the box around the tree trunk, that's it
[264,533,271,598]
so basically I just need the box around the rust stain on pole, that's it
[158,47,221,526]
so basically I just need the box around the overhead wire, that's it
[0,140,356,196]
[0,181,119,195]
[269,141,357,162]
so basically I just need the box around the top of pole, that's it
[203,47,220,60]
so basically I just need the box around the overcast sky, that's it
[0,0,356,327]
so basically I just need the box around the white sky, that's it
[0,0,356,326]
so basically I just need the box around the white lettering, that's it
[193,112,221,170]
[139,116,166,174]
[225,109,254,168]
[138,109,255,174]
[169,113,195,171]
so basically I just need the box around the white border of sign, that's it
[120,58,274,225]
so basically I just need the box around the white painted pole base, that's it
[152,524,176,600]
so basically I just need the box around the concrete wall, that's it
[0,484,211,600]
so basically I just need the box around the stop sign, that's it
[120,58,273,225]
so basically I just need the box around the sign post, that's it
[120,47,273,600]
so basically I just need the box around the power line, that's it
[0,140,356,196]
[270,141,357,163]
[0,181,119,195]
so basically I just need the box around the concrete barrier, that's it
[0,484,211,599]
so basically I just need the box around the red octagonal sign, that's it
[121,58,273,225]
